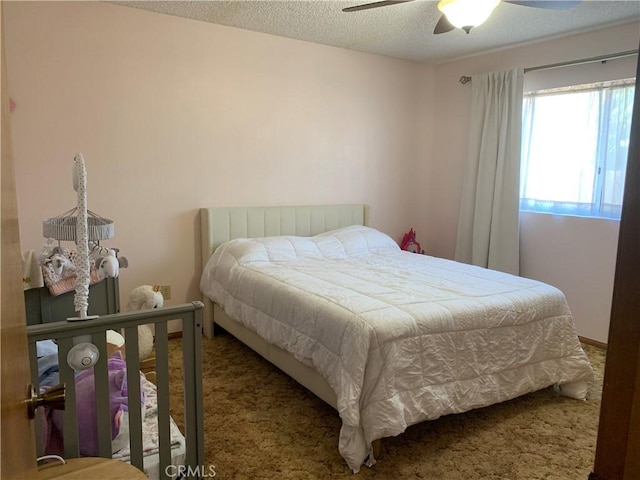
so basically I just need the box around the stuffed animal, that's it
[49,252,76,276]
[128,284,164,311]
[38,246,76,276]
[95,249,129,279]
[400,228,425,254]
[127,285,164,361]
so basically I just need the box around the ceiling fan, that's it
[342,0,582,34]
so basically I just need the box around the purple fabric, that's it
[44,351,145,457]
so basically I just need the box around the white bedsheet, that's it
[200,225,594,472]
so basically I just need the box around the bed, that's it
[199,205,594,473]
[27,302,205,480]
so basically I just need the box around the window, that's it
[519,79,635,219]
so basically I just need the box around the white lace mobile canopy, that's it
[42,154,114,319]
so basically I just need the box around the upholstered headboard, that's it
[199,205,368,337]
[200,205,367,264]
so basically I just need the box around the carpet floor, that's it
[168,333,604,480]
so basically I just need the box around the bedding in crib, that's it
[112,378,186,478]
[36,343,184,470]
[200,225,594,473]
[112,377,185,461]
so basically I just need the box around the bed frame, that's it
[26,302,205,480]
[199,205,368,409]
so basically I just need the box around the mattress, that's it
[200,225,594,472]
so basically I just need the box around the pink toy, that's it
[400,228,424,254]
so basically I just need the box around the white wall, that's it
[520,213,620,342]
[427,23,639,343]
[4,1,432,319]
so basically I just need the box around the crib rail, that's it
[27,302,205,480]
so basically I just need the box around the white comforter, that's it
[200,225,593,472]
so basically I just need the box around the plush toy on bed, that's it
[127,285,164,362]
[400,228,425,255]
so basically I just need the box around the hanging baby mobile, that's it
[40,154,125,369]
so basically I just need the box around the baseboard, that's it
[579,336,607,350]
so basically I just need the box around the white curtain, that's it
[454,68,524,275]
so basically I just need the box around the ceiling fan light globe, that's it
[437,0,501,31]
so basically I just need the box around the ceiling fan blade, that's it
[342,0,413,13]
[503,1,582,9]
[433,14,456,35]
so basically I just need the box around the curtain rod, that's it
[458,49,639,84]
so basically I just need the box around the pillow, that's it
[211,225,400,266]
[235,236,324,263]
[314,225,400,257]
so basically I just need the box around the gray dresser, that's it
[24,277,120,325]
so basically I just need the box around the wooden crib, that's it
[26,302,205,480]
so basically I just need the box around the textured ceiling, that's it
[110,1,640,64]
